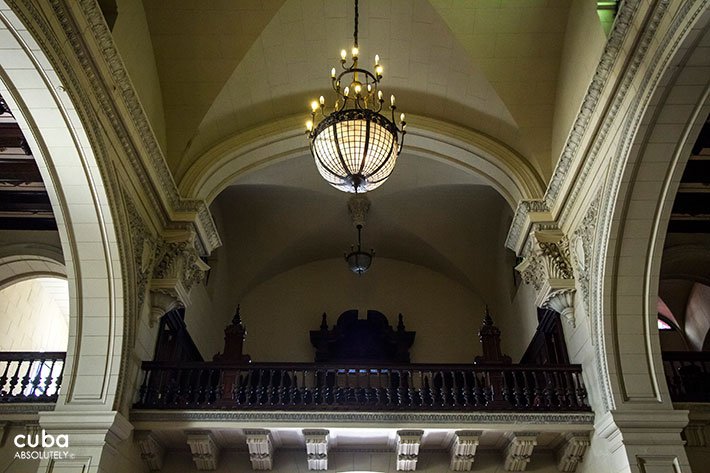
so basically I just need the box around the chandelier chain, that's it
[353,0,359,48]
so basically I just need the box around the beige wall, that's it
[112,0,167,152]
[159,448,562,472]
[237,258,486,363]
[0,278,69,352]
[551,0,606,170]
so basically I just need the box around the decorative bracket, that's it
[555,432,590,472]
[449,430,481,471]
[246,429,274,470]
[503,432,538,472]
[303,429,329,470]
[516,230,577,327]
[186,431,220,470]
[148,236,209,326]
[396,430,423,471]
[135,431,165,471]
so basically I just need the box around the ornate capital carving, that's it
[516,230,577,326]
[148,236,209,325]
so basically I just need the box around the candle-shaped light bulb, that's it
[375,65,383,76]
[377,90,383,101]
[319,96,325,106]
[354,84,362,95]
[352,46,359,57]
[311,100,319,112]
[367,84,372,92]
[400,113,406,122]
[344,86,350,96]
[306,120,313,132]
[340,49,347,60]
[375,54,380,65]
[390,94,396,106]
[331,67,336,78]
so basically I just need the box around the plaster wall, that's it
[159,448,562,472]
[0,425,40,473]
[111,0,167,152]
[0,279,68,352]
[551,0,606,171]
[205,258,487,363]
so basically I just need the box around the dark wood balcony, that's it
[0,351,65,403]
[663,351,710,402]
[134,361,589,412]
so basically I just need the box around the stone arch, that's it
[0,5,126,408]
[0,254,66,290]
[595,11,710,410]
[660,244,710,286]
[177,115,545,209]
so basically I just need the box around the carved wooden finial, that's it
[232,304,243,326]
[398,313,405,331]
[213,305,251,363]
[320,313,328,331]
[474,306,511,365]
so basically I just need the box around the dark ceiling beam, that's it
[0,123,31,154]
[0,160,43,184]
[0,190,53,213]
[0,217,57,231]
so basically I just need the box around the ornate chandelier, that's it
[307,0,406,193]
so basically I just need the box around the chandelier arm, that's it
[363,139,396,180]
[310,142,346,181]
[359,119,371,174]
[331,123,355,178]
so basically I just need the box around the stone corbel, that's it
[135,431,165,471]
[148,236,210,326]
[303,429,329,471]
[449,430,481,471]
[246,429,274,470]
[503,432,538,472]
[396,430,423,471]
[555,432,590,472]
[186,431,220,470]
[516,229,577,327]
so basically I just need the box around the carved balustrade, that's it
[134,361,589,412]
[0,351,65,403]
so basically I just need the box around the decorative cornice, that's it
[544,0,642,209]
[49,0,221,254]
[129,410,595,426]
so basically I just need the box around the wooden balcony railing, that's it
[135,361,589,411]
[663,351,710,402]
[0,352,65,403]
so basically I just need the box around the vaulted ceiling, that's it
[130,0,593,185]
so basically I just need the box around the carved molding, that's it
[684,422,708,447]
[396,430,423,471]
[503,432,538,472]
[186,431,220,470]
[449,430,481,471]
[571,195,600,312]
[130,410,596,426]
[303,429,329,471]
[516,230,577,326]
[555,432,590,472]
[246,429,274,470]
[135,431,165,471]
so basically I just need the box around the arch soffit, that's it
[660,244,710,286]
[0,6,125,407]
[596,14,710,409]
[178,115,545,208]
[0,254,67,291]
